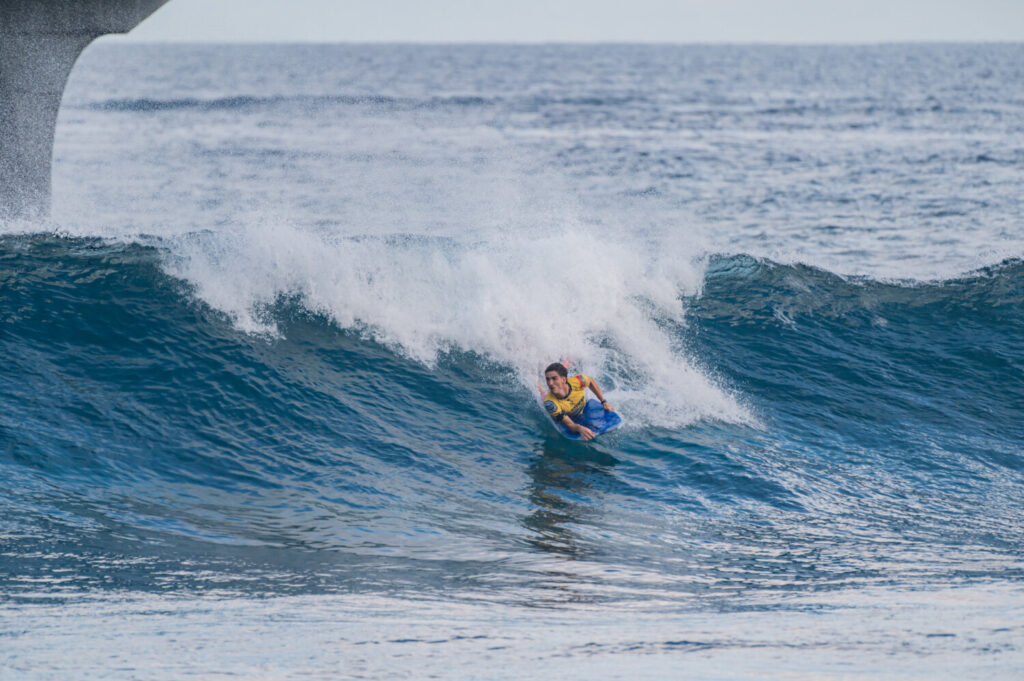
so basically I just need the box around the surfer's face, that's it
[545,371,569,397]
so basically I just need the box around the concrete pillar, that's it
[0,0,168,218]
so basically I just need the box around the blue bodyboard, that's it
[553,398,623,440]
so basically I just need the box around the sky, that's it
[121,0,1024,44]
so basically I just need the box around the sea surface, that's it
[3,43,1024,679]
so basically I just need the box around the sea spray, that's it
[162,217,751,428]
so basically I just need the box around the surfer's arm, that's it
[561,415,596,441]
[586,377,614,411]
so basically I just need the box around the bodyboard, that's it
[552,397,623,441]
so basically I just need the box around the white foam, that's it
[162,213,753,429]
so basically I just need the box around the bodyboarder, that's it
[541,362,615,442]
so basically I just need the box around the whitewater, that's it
[2,43,1023,679]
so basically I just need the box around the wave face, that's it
[693,255,1024,459]
[3,234,1022,602]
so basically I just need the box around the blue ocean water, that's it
[3,43,1024,678]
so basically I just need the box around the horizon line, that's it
[104,37,1024,47]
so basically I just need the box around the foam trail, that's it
[163,218,752,428]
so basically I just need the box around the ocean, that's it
[2,42,1023,679]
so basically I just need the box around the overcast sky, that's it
[121,0,1024,44]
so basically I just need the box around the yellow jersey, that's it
[543,374,590,422]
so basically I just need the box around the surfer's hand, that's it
[576,426,596,441]
[601,400,615,412]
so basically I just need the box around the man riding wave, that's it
[542,362,615,441]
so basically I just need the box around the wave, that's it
[3,233,1023,595]
[157,218,748,429]
[83,93,647,115]
[4,234,1021,445]
[86,93,478,113]
[699,253,1024,316]
[686,254,1024,469]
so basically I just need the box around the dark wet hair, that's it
[544,362,568,377]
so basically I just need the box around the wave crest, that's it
[162,220,751,428]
